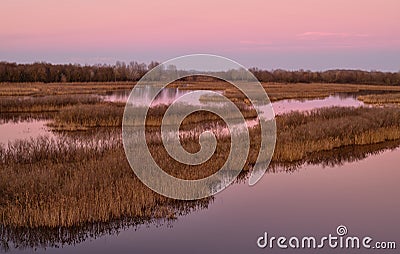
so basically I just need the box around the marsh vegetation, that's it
[358,93,400,104]
[2,80,400,250]
[2,104,400,227]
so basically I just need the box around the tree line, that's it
[249,68,400,86]
[0,61,159,83]
[0,61,399,85]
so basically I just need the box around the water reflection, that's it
[102,88,365,115]
[103,87,188,106]
[272,94,364,115]
[0,118,53,145]
[269,139,400,172]
[0,200,212,252]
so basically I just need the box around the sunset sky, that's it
[1,0,399,70]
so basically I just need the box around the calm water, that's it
[103,88,365,114]
[102,88,188,105]
[0,119,53,145]
[1,90,399,253]
[272,94,364,115]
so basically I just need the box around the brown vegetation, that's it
[274,107,400,162]
[357,93,400,104]
[3,81,400,105]
[49,101,257,131]
[0,82,135,96]
[50,103,124,131]
[2,106,400,229]
[3,79,400,243]
[0,135,212,229]
[173,81,400,102]
[0,95,101,113]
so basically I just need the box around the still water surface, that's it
[0,119,53,145]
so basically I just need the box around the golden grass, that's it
[3,81,400,251]
[3,81,400,239]
[357,93,400,104]
[172,81,400,102]
[48,101,258,131]
[3,81,400,102]
[49,103,124,131]
[0,135,212,229]
[274,107,400,162]
[0,95,101,113]
[2,106,400,230]
[0,82,135,96]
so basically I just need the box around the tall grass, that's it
[0,95,101,113]
[0,82,135,96]
[2,106,400,231]
[50,102,258,130]
[50,103,124,131]
[358,93,400,104]
[274,106,400,162]
[0,112,55,124]
[0,134,212,229]
[2,138,400,251]
[264,83,400,101]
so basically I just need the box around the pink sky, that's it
[1,0,399,70]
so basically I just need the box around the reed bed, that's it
[0,112,55,124]
[174,81,400,102]
[4,81,400,247]
[0,82,135,96]
[0,95,101,113]
[50,103,124,131]
[2,105,400,231]
[0,134,212,229]
[4,81,400,103]
[0,200,210,251]
[357,93,400,104]
[137,106,400,167]
[274,106,400,162]
[50,102,258,131]
[3,139,400,251]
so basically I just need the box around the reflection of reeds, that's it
[1,201,210,251]
[269,139,400,172]
[0,95,101,113]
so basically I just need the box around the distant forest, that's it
[0,61,399,85]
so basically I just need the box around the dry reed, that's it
[0,95,101,113]
[357,93,400,104]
